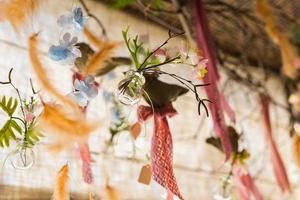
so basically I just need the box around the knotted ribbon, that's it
[233,166,263,200]
[260,94,290,192]
[193,0,233,160]
[137,103,184,200]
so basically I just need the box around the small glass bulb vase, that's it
[9,142,35,170]
[118,70,146,105]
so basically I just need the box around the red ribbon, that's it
[259,94,290,193]
[137,103,184,200]
[79,142,93,184]
[193,0,233,160]
[233,166,263,200]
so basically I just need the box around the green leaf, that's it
[25,128,43,145]
[7,97,12,110]
[3,132,9,147]
[11,99,18,115]
[8,129,16,140]
[2,96,6,106]
[0,119,22,147]
[10,120,22,134]
[0,96,18,117]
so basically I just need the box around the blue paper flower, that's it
[48,33,81,65]
[68,76,98,107]
[57,7,88,30]
[102,91,113,103]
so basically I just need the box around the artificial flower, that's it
[192,59,208,79]
[68,76,98,107]
[178,42,201,65]
[21,99,42,123]
[48,32,81,65]
[154,48,167,62]
[57,7,88,30]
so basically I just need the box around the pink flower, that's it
[25,112,35,123]
[154,49,167,57]
[154,49,167,62]
[192,59,208,80]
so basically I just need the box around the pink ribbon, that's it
[193,0,233,160]
[259,94,290,192]
[233,166,263,200]
[79,142,93,184]
[220,92,236,124]
[137,103,184,200]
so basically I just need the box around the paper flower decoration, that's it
[68,76,98,107]
[48,33,81,65]
[177,42,201,65]
[57,7,87,30]
[193,59,208,79]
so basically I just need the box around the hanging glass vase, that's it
[9,142,35,170]
[118,70,146,105]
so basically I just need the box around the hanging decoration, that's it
[48,32,82,65]
[193,0,235,160]
[0,69,43,169]
[57,7,88,31]
[259,94,290,193]
[137,103,183,200]
[118,26,212,199]
[79,142,94,184]
[206,126,261,199]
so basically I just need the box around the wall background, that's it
[0,0,297,199]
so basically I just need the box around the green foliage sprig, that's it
[108,95,130,145]
[122,28,184,71]
[0,68,43,147]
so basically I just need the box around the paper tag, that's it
[131,122,141,140]
[138,164,152,185]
